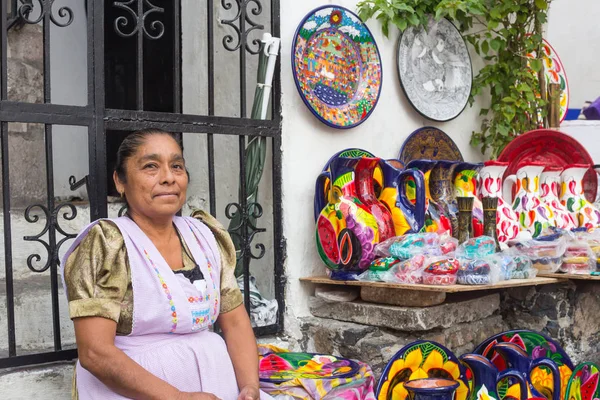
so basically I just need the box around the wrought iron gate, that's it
[0,0,283,368]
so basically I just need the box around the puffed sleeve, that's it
[63,221,129,323]
[191,210,244,314]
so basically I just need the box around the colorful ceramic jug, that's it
[594,165,600,209]
[454,162,484,237]
[504,163,554,238]
[430,161,459,236]
[315,157,379,273]
[564,362,600,400]
[540,167,577,230]
[493,343,561,400]
[355,157,396,243]
[378,160,426,235]
[560,164,600,229]
[406,159,452,235]
[478,161,520,243]
[460,354,528,400]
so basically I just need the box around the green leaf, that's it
[393,16,408,31]
[490,38,502,52]
[408,13,419,26]
[535,0,548,10]
[392,1,414,13]
[530,59,543,72]
[481,40,489,55]
[502,97,515,103]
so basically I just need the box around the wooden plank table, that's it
[538,272,600,281]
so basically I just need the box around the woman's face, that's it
[114,134,188,220]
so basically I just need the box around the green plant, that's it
[357,0,552,158]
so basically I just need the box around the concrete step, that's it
[0,361,73,399]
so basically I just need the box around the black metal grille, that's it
[0,0,283,368]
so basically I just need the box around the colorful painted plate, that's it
[398,127,463,165]
[259,351,360,383]
[565,362,600,400]
[376,340,470,400]
[527,39,569,122]
[292,6,382,129]
[314,148,376,221]
[397,17,472,122]
[497,129,597,202]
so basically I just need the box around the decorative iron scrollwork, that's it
[113,0,165,40]
[221,0,265,54]
[23,203,78,273]
[225,201,266,260]
[18,0,74,27]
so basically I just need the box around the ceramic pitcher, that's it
[460,354,528,400]
[504,163,554,238]
[540,167,577,230]
[477,161,520,243]
[355,157,396,243]
[594,164,600,209]
[560,164,600,229]
[430,160,459,236]
[378,160,426,236]
[454,162,484,237]
[315,157,379,273]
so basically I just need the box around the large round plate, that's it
[292,6,382,129]
[398,127,463,165]
[259,351,360,383]
[527,39,569,122]
[376,340,469,400]
[566,362,600,400]
[397,17,472,122]
[497,129,597,202]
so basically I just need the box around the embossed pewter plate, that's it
[398,126,463,165]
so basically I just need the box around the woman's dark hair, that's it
[115,128,185,183]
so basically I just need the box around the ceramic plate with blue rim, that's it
[398,126,463,165]
[292,6,382,129]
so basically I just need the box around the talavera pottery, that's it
[355,158,396,243]
[482,197,500,251]
[399,127,463,166]
[406,160,452,235]
[403,379,460,400]
[457,197,474,244]
[379,160,426,235]
[454,162,484,237]
[560,164,600,229]
[460,354,528,400]
[376,340,469,400]
[397,17,472,122]
[259,351,360,383]
[314,148,377,221]
[292,6,382,128]
[504,162,554,238]
[565,363,600,400]
[593,164,600,207]
[478,161,520,243]
[497,129,597,203]
[540,167,577,230]
[315,157,379,273]
[430,160,459,236]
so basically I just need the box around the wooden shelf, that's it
[538,273,600,281]
[300,276,563,293]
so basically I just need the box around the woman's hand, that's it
[238,384,260,400]
[177,392,222,400]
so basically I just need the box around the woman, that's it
[61,129,271,400]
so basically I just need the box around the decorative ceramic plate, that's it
[259,351,360,383]
[292,6,382,129]
[314,148,376,221]
[527,39,569,122]
[398,127,463,165]
[397,17,472,122]
[376,340,469,400]
[565,362,600,400]
[497,129,597,202]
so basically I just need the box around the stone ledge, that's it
[0,361,73,400]
[309,292,500,332]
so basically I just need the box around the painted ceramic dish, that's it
[399,127,463,165]
[314,148,377,221]
[497,129,597,202]
[376,340,469,400]
[565,363,600,400]
[397,16,472,122]
[527,39,569,122]
[292,6,382,129]
[258,351,360,383]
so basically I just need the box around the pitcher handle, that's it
[496,370,528,400]
[530,358,561,400]
[503,174,517,206]
[314,171,331,221]
[397,169,426,233]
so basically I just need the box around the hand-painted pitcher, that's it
[560,164,600,229]
[430,161,459,237]
[315,157,379,273]
[504,163,554,238]
[454,162,484,237]
[540,167,577,230]
[406,160,452,235]
[460,354,528,400]
[478,161,520,243]
[378,159,426,235]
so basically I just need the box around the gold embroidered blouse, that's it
[63,210,243,336]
